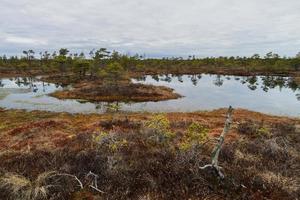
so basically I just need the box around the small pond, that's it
[0,75,299,116]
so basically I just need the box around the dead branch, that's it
[200,106,234,178]
[56,173,83,189]
[56,172,105,193]
[86,171,105,193]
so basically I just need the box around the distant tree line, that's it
[1,48,300,78]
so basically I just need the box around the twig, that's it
[199,164,213,170]
[89,185,105,193]
[56,173,83,189]
[86,171,105,193]
[52,172,105,193]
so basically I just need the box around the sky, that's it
[1,0,300,58]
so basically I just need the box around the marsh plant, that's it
[145,114,176,144]
[180,122,209,151]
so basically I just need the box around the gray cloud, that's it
[1,0,300,57]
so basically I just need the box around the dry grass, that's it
[260,171,299,194]
[0,108,299,199]
[0,171,58,200]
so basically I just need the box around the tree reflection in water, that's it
[134,74,300,101]
[296,93,300,101]
[213,75,224,87]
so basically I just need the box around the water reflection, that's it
[134,74,300,100]
[1,77,60,93]
[93,102,122,113]
[213,75,224,87]
[0,74,300,116]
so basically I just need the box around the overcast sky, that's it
[1,0,300,57]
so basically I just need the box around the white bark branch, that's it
[89,185,105,193]
[56,173,84,189]
[50,172,105,193]
[200,106,234,178]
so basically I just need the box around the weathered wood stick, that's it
[200,106,234,178]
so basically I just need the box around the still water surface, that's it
[0,75,299,116]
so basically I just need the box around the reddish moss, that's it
[51,82,182,102]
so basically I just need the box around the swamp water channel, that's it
[0,74,299,117]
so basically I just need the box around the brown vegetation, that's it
[50,81,182,102]
[294,76,300,85]
[0,108,299,199]
[1,66,300,80]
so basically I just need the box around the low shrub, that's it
[179,122,209,151]
[237,120,271,138]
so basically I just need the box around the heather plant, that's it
[93,131,128,153]
[238,120,271,138]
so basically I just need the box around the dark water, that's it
[0,75,299,116]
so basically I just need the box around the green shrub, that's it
[93,131,109,143]
[257,127,271,138]
[179,122,209,151]
[145,114,175,139]
[98,62,129,86]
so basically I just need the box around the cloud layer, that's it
[1,0,300,57]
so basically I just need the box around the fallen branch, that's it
[56,173,83,189]
[56,172,105,193]
[200,106,234,178]
[86,171,105,193]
